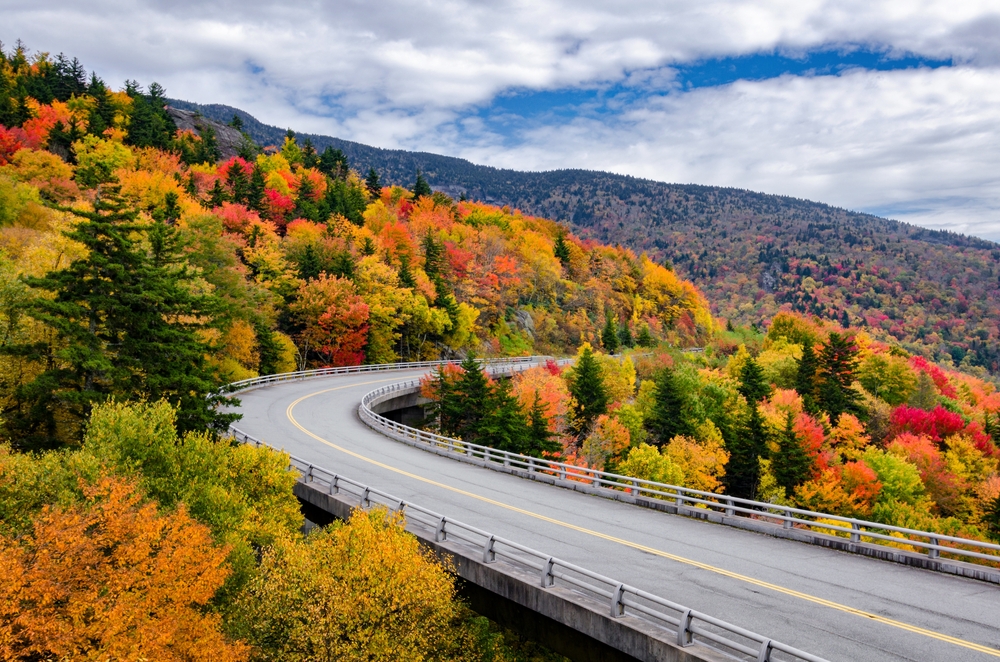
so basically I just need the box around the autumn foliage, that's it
[0,476,247,661]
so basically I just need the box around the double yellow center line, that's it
[281,380,999,658]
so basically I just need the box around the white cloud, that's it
[2,1,1000,238]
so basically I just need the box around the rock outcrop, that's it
[165,106,244,161]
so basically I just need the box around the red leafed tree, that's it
[290,274,369,367]
[890,405,965,443]
[0,125,27,165]
[888,432,963,514]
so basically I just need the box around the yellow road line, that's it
[281,383,1000,658]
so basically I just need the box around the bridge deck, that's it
[232,369,1000,662]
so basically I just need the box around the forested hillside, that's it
[175,100,1000,378]
[0,43,710,451]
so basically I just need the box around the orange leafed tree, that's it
[0,476,248,662]
[290,273,370,367]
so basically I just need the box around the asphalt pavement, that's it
[231,369,1000,662]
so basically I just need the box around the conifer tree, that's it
[247,164,267,213]
[726,357,771,500]
[602,313,620,354]
[553,232,570,264]
[3,188,236,449]
[451,354,491,442]
[208,180,228,208]
[772,411,812,494]
[365,168,381,197]
[636,323,655,348]
[412,170,432,199]
[567,346,607,438]
[817,332,862,425]
[526,393,560,458]
[617,322,634,349]
[478,378,530,453]
[795,342,819,414]
[646,366,686,445]
[226,160,250,205]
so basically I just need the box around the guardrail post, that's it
[928,538,940,559]
[610,583,626,617]
[851,522,861,543]
[675,492,684,509]
[783,512,792,529]
[757,639,773,662]
[528,457,535,473]
[435,516,447,542]
[361,487,371,508]
[541,557,555,588]
[725,499,735,517]
[677,608,693,647]
[330,475,340,494]
[483,447,490,463]
[307,464,314,483]
[483,535,496,564]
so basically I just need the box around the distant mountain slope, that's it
[171,99,1000,375]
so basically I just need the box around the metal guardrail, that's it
[229,425,828,662]
[226,356,549,393]
[359,373,1000,568]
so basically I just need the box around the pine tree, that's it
[772,411,812,494]
[397,254,416,289]
[795,342,819,414]
[247,165,267,213]
[985,494,1000,542]
[208,180,228,208]
[226,160,250,205]
[478,378,530,453]
[636,324,655,348]
[601,313,620,354]
[817,332,863,425]
[451,354,491,442]
[2,188,236,450]
[365,168,381,197]
[567,346,607,438]
[297,244,322,281]
[229,114,243,130]
[525,393,560,458]
[645,366,686,445]
[553,232,570,264]
[617,322,634,349]
[412,170,432,199]
[360,236,377,256]
[726,358,771,500]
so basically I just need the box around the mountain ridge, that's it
[169,98,1000,376]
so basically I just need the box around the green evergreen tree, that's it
[229,114,243,130]
[772,411,812,494]
[247,164,267,213]
[123,81,175,149]
[412,170,432,199]
[795,342,819,414]
[2,188,236,450]
[817,332,863,425]
[478,377,531,453]
[319,147,348,179]
[726,357,771,500]
[451,354,492,443]
[365,167,381,197]
[297,244,322,281]
[208,180,228,208]
[602,313,620,354]
[397,254,416,289]
[567,346,608,438]
[301,138,320,169]
[617,322,634,349]
[525,393,560,458]
[255,323,285,376]
[226,160,250,205]
[645,366,686,445]
[360,236,377,256]
[553,232,570,264]
[636,323,655,348]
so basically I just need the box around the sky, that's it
[4,1,1000,240]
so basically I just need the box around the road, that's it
[232,368,1000,662]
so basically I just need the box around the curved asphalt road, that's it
[232,369,1000,662]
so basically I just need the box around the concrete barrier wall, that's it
[293,480,732,662]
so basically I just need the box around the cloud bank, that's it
[3,0,1000,238]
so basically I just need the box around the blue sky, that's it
[3,0,1000,239]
